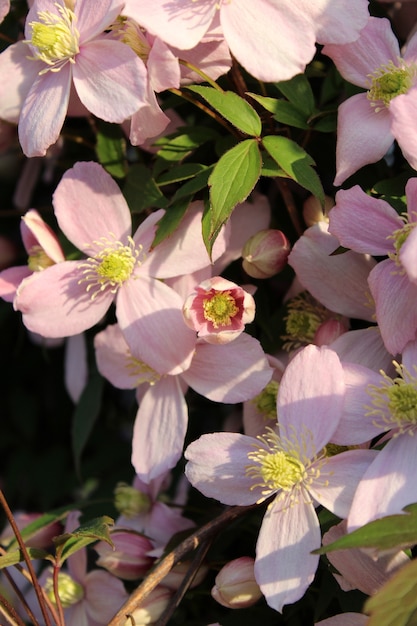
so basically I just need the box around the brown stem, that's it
[108,503,259,626]
[0,591,26,626]
[1,565,41,626]
[0,490,54,626]
[52,564,65,626]
[275,178,304,236]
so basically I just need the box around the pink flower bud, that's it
[182,276,255,344]
[95,530,154,580]
[313,318,349,346]
[242,229,290,279]
[211,557,263,609]
[163,560,209,590]
[127,585,172,625]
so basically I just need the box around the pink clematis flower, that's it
[185,345,377,612]
[14,161,228,375]
[0,0,9,23]
[182,276,256,344]
[346,338,417,530]
[0,0,148,156]
[328,179,417,354]
[323,16,417,185]
[94,322,273,483]
[122,0,369,83]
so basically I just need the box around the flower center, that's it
[202,291,239,328]
[282,292,330,351]
[44,571,84,608]
[367,361,417,432]
[78,236,143,300]
[111,16,151,62]
[27,1,80,73]
[388,217,416,268]
[114,482,152,517]
[27,245,56,272]
[252,381,279,421]
[246,428,310,503]
[367,60,416,111]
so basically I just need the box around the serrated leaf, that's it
[186,85,262,136]
[170,165,213,203]
[123,164,168,212]
[314,503,417,555]
[207,139,261,256]
[247,93,309,129]
[95,121,127,179]
[72,374,104,476]
[365,558,417,626]
[262,135,324,204]
[151,197,191,249]
[153,126,217,176]
[0,547,50,569]
[275,74,315,116]
[261,154,287,178]
[55,516,114,564]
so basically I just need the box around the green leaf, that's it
[72,374,104,476]
[55,516,114,564]
[365,558,417,626]
[95,121,127,179]
[262,135,324,204]
[314,503,417,555]
[153,126,217,176]
[186,85,262,136]
[4,508,71,551]
[261,153,287,178]
[157,163,207,186]
[0,547,50,569]
[207,139,262,256]
[123,164,169,212]
[275,73,316,116]
[151,197,191,249]
[247,93,310,129]
[170,165,213,203]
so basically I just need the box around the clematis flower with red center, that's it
[14,161,228,375]
[185,345,377,612]
[182,276,255,344]
[0,0,148,156]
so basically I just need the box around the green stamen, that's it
[367,60,415,110]
[203,291,239,328]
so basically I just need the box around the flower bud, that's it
[242,229,290,279]
[211,557,263,609]
[313,318,349,347]
[302,194,334,227]
[124,586,172,625]
[95,530,154,580]
[182,276,255,344]
[114,482,152,518]
[163,560,209,590]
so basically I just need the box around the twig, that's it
[0,591,26,626]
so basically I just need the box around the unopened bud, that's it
[163,560,209,590]
[314,318,349,347]
[124,586,172,625]
[242,229,290,279]
[211,557,263,609]
[114,482,152,518]
[95,530,154,580]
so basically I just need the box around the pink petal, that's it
[310,449,378,519]
[75,0,124,43]
[311,0,369,45]
[131,377,188,483]
[322,17,401,87]
[0,41,43,123]
[0,266,31,302]
[184,432,261,506]
[316,614,368,626]
[333,94,393,186]
[132,209,165,256]
[19,66,71,157]
[278,345,344,455]
[330,327,394,373]
[288,222,376,322]
[53,161,132,251]
[348,435,417,530]
[15,262,113,337]
[73,39,147,123]
[85,570,128,623]
[147,38,180,93]
[116,275,196,375]
[329,186,400,255]
[400,224,417,283]
[181,334,273,403]
[64,333,88,403]
[122,0,216,50]
[94,324,138,389]
[21,209,65,263]
[129,86,171,146]
[331,363,387,445]
[405,177,417,223]
[255,494,320,613]
[221,0,316,82]
[402,338,417,371]
[368,259,417,354]
[390,88,417,171]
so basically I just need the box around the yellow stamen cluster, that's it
[282,292,331,351]
[78,236,143,300]
[203,291,239,328]
[125,354,160,386]
[367,361,417,434]
[245,427,325,505]
[44,571,84,608]
[27,2,80,73]
[367,60,416,112]
[388,217,417,269]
